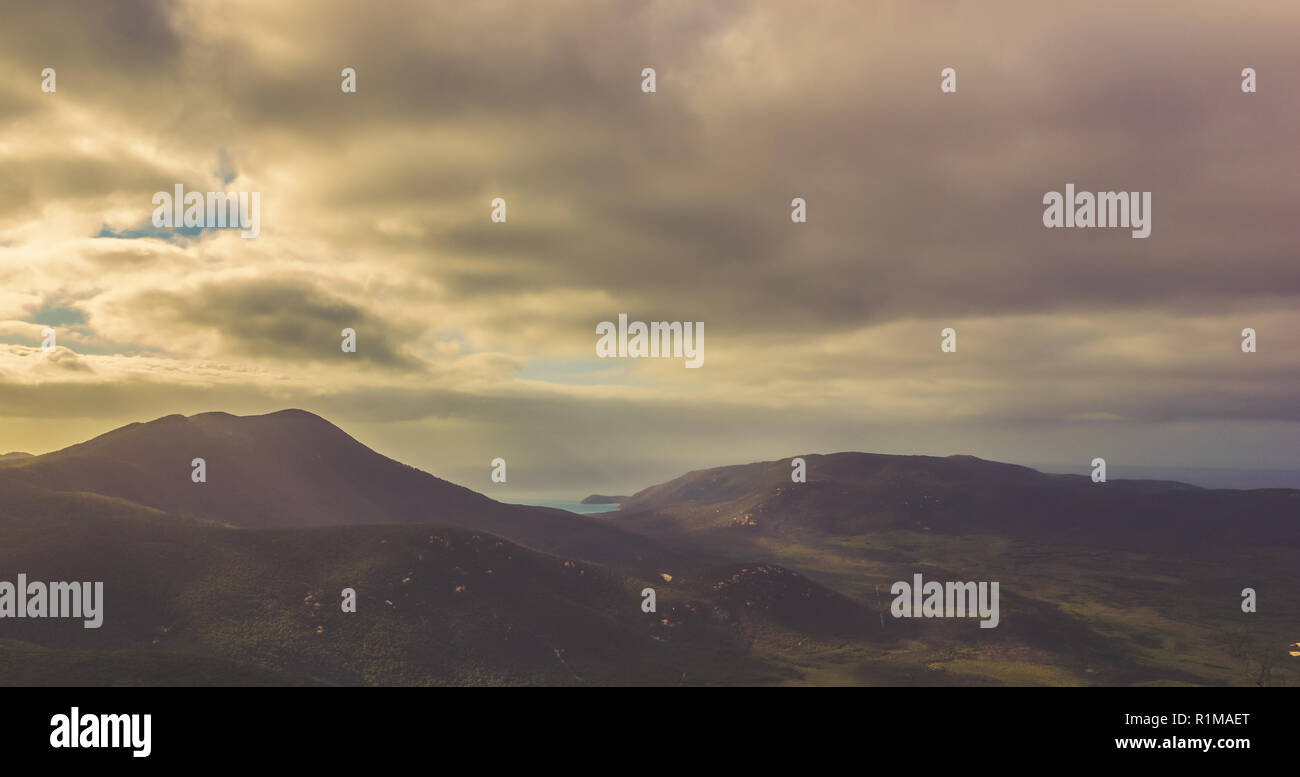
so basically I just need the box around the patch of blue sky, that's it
[214,147,237,185]
[12,300,164,356]
[24,299,85,327]
[95,221,206,244]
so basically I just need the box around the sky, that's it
[1,0,1298,496]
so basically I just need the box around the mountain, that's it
[4,425,1296,686]
[609,453,1300,686]
[615,452,1300,552]
[0,480,869,685]
[0,452,32,461]
[0,409,682,570]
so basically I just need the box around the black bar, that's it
[0,687,1283,766]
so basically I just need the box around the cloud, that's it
[0,0,1297,483]
[122,276,423,369]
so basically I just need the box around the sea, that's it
[500,499,620,515]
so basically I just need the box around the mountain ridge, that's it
[1,413,1295,686]
[0,408,686,570]
[614,451,1299,552]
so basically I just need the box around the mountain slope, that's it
[608,453,1300,686]
[0,482,866,686]
[616,452,1300,551]
[0,409,683,570]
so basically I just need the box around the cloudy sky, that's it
[1,0,1297,496]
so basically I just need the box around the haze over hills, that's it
[0,409,684,570]
[1,413,1296,686]
[0,412,873,685]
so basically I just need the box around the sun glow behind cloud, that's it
[1,0,1298,493]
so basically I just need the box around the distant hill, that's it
[616,452,1300,552]
[0,452,32,461]
[0,410,682,570]
[607,452,1300,686]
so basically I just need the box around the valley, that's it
[1,413,1295,686]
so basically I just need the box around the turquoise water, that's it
[501,499,620,515]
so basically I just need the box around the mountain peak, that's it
[3,408,679,569]
[185,408,328,423]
